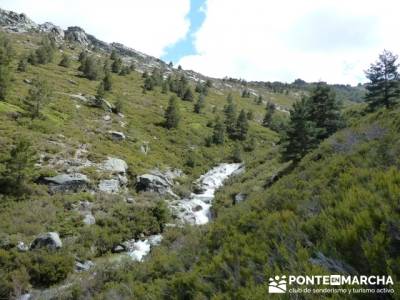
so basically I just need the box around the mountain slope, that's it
[66,104,400,300]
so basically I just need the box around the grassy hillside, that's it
[53,104,400,299]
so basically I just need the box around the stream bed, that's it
[122,163,244,261]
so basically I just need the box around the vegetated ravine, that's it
[118,163,244,262]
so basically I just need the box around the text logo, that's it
[269,275,287,293]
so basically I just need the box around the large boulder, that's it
[64,26,90,46]
[98,179,120,194]
[109,131,126,141]
[39,22,64,41]
[30,232,62,250]
[100,157,128,174]
[136,169,181,196]
[44,173,90,193]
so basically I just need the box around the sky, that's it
[1,0,399,85]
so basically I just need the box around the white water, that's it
[124,163,243,261]
[170,163,244,225]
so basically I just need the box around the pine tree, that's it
[94,82,105,107]
[232,143,242,163]
[307,82,342,140]
[236,109,249,140]
[182,87,194,101]
[103,69,112,91]
[81,55,102,80]
[35,36,56,64]
[365,50,400,110]
[224,94,237,137]
[161,81,168,94]
[194,94,205,113]
[281,98,320,163]
[212,117,225,144]
[59,53,71,67]
[0,34,13,100]
[111,57,122,74]
[164,96,180,129]
[25,79,52,119]
[0,65,11,100]
[0,138,37,195]
[262,101,276,127]
[144,76,155,91]
[17,58,28,72]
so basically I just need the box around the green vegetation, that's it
[0,27,395,300]
[365,50,400,110]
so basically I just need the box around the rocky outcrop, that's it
[64,26,90,46]
[75,259,94,272]
[109,131,126,141]
[39,22,64,41]
[0,8,37,32]
[98,179,120,194]
[44,173,90,193]
[100,157,128,174]
[136,169,182,196]
[30,232,62,250]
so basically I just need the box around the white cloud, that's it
[0,0,190,57]
[178,0,400,84]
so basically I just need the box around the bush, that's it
[28,251,74,287]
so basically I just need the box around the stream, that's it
[122,163,244,261]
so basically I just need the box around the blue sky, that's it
[1,0,400,84]
[162,0,206,64]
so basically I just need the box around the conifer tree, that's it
[262,101,276,127]
[194,94,205,113]
[365,50,400,110]
[224,94,237,137]
[232,143,242,163]
[307,82,342,140]
[236,109,249,140]
[59,53,71,67]
[0,33,13,100]
[25,79,52,119]
[164,96,180,129]
[103,69,112,91]
[183,87,194,101]
[0,138,37,195]
[281,98,319,163]
[212,117,225,144]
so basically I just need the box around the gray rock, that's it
[136,169,182,196]
[103,115,111,121]
[44,173,90,193]
[112,245,125,253]
[109,131,126,141]
[64,26,90,46]
[140,143,150,155]
[30,232,62,250]
[83,213,96,225]
[0,8,38,32]
[75,260,94,272]
[148,234,163,247]
[17,241,29,252]
[39,22,64,41]
[98,179,120,194]
[234,193,247,204]
[23,79,32,84]
[100,157,128,174]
